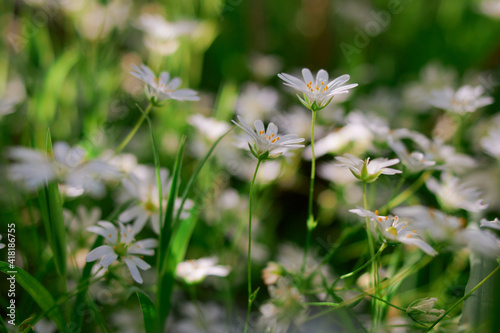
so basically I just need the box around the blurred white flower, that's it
[250,53,283,79]
[304,111,389,160]
[334,154,401,183]
[480,123,500,159]
[137,14,199,56]
[0,235,5,250]
[392,205,462,242]
[430,85,493,114]
[138,14,198,40]
[426,173,488,212]
[235,83,279,123]
[403,62,457,112]
[7,142,121,197]
[479,0,500,19]
[388,134,436,173]
[480,218,500,230]
[350,208,437,256]
[176,257,231,284]
[262,262,282,285]
[188,114,230,141]
[457,225,500,258]
[232,115,305,159]
[272,106,313,139]
[118,165,193,233]
[390,129,476,174]
[258,278,307,333]
[86,221,157,284]
[131,64,199,102]
[278,68,358,110]
[7,147,55,190]
[0,76,26,118]
[76,0,131,40]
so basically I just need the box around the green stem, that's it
[339,243,387,281]
[363,182,379,330]
[425,264,500,332]
[380,170,432,214]
[244,158,263,333]
[115,103,153,154]
[302,110,317,275]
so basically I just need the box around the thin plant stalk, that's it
[425,264,500,332]
[244,158,263,333]
[380,170,432,214]
[115,102,153,154]
[363,182,379,329]
[302,109,317,274]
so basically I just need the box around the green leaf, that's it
[136,290,159,333]
[158,136,186,274]
[37,129,67,278]
[0,262,66,331]
[157,207,198,330]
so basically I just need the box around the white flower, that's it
[480,124,500,159]
[392,206,462,242]
[7,142,120,196]
[235,83,279,123]
[175,257,231,284]
[388,135,436,173]
[0,76,26,118]
[137,14,198,40]
[130,64,199,102]
[278,68,358,110]
[86,221,157,284]
[390,129,476,174]
[188,114,231,141]
[0,235,5,250]
[232,115,305,159]
[350,208,438,256]
[402,62,457,112]
[480,218,500,230]
[480,0,500,19]
[426,173,488,212]
[334,154,401,183]
[258,278,307,333]
[430,85,493,114]
[457,225,500,258]
[7,147,55,190]
[118,165,193,234]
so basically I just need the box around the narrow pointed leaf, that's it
[0,262,65,331]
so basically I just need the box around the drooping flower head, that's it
[350,208,437,256]
[278,68,358,111]
[335,154,401,183]
[86,221,157,284]
[232,115,305,160]
[131,64,199,103]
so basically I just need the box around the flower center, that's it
[385,226,398,237]
[114,242,128,256]
[306,81,328,94]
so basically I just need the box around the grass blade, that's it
[136,290,159,333]
[157,136,186,328]
[174,127,232,224]
[37,130,67,279]
[157,207,198,329]
[0,262,66,331]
